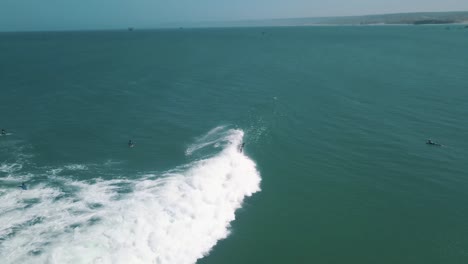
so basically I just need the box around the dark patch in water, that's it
[88,217,101,226]
[29,248,43,256]
[22,198,41,209]
[87,202,103,209]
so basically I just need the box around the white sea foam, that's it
[48,168,63,176]
[0,173,34,183]
[64,164,88,171]
[0,163,23,174]
[185,126,230,156]
[103,159,123,167]
[0,128,261,264]
[47,164,88,177]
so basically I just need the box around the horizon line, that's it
[1,10,467,33]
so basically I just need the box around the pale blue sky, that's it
[1,0,468,31]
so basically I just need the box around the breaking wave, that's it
[0,128,261,264]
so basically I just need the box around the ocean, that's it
[1,26,468,264]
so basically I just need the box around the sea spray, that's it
[0,128,261,264]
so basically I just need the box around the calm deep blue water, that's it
[1,26,468,264]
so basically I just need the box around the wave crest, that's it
[0,128,261,264]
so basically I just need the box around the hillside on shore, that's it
[178,11,468,28]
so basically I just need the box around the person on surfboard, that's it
[426,139,441,146]
[239,143,245,153]
[18,182,27,190]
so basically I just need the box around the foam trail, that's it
[0,128,261,264]
[64,164,88,171]
[0,163,23,174]
[185,126,228,155]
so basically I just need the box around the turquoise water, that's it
[1,26,468,263]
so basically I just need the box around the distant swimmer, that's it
[1,129,5,135]
[18,182,27,190]
[426,139,441,146]
[239,143,245,153]
[128,140,134,148]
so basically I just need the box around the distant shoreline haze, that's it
[175,11,468,28]
[1,11,468,32]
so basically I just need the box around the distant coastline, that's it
[174,11,468,28]
[2,11,468,32]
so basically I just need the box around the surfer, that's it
[426,139,441,146]
[1,129,5,135]
[18,182,27,190]
[128,140,134,148]
[239,143,245,153]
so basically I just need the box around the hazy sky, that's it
[1,0,468,31]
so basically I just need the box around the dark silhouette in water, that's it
[18,182,27,190]
[1,129,5,135]
[239,143,245,153]
[128,140,134,148]
[426,139,442,146]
